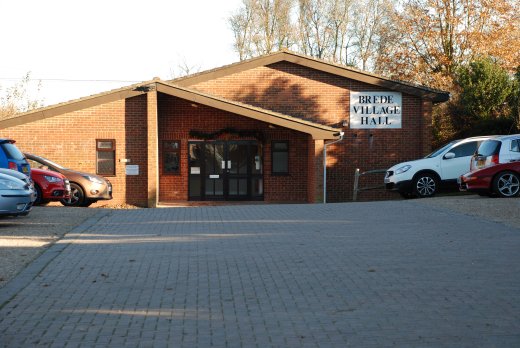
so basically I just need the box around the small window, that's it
[163,140,180,174]
[272,141,289,175]
[510,139,520,153]
[96,139,115,176]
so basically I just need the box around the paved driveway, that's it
[0,201,519,347]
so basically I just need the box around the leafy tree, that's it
[380,0,520,90]
[440,57,518,139]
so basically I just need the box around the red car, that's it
[31,168,71,205]
[459,161,520,198]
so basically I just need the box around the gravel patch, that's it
[0,206,102,288]
[415,195,520,229]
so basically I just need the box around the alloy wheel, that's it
[415,176,436,197]
[496,173,520,197]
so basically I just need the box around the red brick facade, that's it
[0,53,444,206]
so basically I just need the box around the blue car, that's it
[0,139,31,175]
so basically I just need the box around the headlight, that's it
[395,165,412,175]
[82,175,105,184]
[0,178,25,190]
[44,175,62,183]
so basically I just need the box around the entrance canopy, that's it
[155,81,341,140]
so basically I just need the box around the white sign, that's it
[190,167,200,174]
[350,91,402,129]
[126,165,139,176]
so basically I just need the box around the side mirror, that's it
[444,152,456,160]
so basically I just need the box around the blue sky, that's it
[0,0,242,106]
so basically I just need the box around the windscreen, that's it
[425,141,457,158]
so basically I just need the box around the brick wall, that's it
[190,61,430,202]
[157,94,312,203]
[0,95,150,206]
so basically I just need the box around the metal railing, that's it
[353,168,387,201]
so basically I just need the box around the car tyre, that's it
[413,173,438,198]
[34,185,43,205]
[61,183,85,207]
[492,171,520,198]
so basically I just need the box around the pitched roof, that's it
[172,50,450,103]
[0,80,152,129]
[0,79,341,140]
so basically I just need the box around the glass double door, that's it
[188,141,263,201]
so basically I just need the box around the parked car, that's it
[31,168,71,205]
[471,134,520,171]
[385,136,492,198]
[0,168,35,193]
[0,139,30,175]
[24,153,113,207]
[459,161,520,198]
[0,173,35,217]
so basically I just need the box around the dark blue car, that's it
[0,139,31,175]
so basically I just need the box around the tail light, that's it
[491,154,499,165]
[8,161,17,171]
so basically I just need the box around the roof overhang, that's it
[155,82,341,140]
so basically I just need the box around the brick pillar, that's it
[314,139,324,203]
[422,99,433,155]
[147,88,159,207]
[306,136,316,203]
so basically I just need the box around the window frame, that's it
[271,141,289,175]
[163,140,181,175]
[96,139,116,176]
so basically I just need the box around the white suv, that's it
[385,136,492,198]
[471,134,520,170]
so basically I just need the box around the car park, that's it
[0,139,30,175]
[459,161,520,197]
[0,173,35,217]
[385,136,492,198]
[30,168,71,205]
[24,153,112,207]
[471,134,520,170]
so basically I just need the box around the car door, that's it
[441,141,479,180]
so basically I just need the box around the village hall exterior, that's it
[0,51,449,207]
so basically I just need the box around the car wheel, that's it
[413,173,438,198]
[34,185,43,205]
[492,171,520,198]
[60,183,85,207]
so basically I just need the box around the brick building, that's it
[0,51,449,207]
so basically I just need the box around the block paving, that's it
[0,201,519,347]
